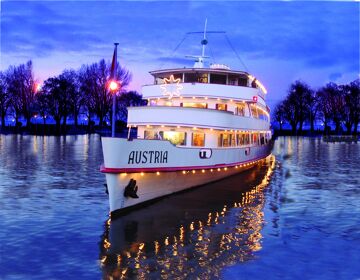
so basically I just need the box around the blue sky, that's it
[1,1,359,108]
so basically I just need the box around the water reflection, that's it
[99,156,276,279]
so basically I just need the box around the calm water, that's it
[0,135,359,279]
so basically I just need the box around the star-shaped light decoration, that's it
[160,75,183,99]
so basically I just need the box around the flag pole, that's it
[111,43,119,137]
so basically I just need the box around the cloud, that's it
[1,1,358,98]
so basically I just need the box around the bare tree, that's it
[0,71,11,128]
[116,91,147,122]
[78,59,132,128]
[34,90,49,126]
[350,79,360,134]
[290,81,313,133]
[41,72,76,134]
[5,61,37,128]
[308,90,319,133]
[327,83,345,133]
[273,102,286,131]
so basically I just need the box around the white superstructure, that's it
[101,23,272,217]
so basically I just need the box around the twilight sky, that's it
[1,1,359,108]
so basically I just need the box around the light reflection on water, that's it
[1,135,359,279]
[99,157,276,279]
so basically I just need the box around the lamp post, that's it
[110,80,118,137]
[109,43,119,137]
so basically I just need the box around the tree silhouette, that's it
[116,91,147,122]
[78,59,132,128]
[0,71,11,128]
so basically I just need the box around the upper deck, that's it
[142,67,267,103]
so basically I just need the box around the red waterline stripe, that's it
[100,155,268,174]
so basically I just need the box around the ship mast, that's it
[186,19,227,68]
[186,19,210,68]
[201,18,208,59]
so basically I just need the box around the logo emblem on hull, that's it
[199,149,212,159]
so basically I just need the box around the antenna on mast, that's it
[201,18,208,58]
[186,20,225,68]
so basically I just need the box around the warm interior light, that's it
[109,80,119,91]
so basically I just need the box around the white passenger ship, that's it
[101,26,272,217]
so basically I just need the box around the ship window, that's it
[250,104,259,118]
[252,133,259,145]
[210,74,227,85]
[237,133,245,146]
[181,102,208,109]
[184,73,198,83]
[260,133,265,145]
[218,133,230,147]
[216,104,227,111]
[257,108,269,121]
[230,133,236,146]
[238,77,248,87]
[192,133,205,147]
[235,103,245,116]
[228,75,238,86]
[163,131,186,146]
[156,73,182,84]
[184,73,208,83]
[198,73,208,83]
[144,130,162,140]
[244,133,250,145]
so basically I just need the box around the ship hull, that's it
[101,137,272,217]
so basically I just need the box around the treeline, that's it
[0,60,146,134]
[273,80,360,135]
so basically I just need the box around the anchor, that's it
[124,178,139,198]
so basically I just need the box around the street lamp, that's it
[109,43,119,137]
[109,81,119,91]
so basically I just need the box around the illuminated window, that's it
[192,133,205,147]
[163,131,187,146]
[237,133,245,146]
[230,134,236,146]
[165,101,173,106]
[144,130,162,140]
[244,133,251,145]
[156,73,182,84]
[235,103,245,116]
[198,73,208,83]
[250,105,259,118]
[181,102,208,109]
[149,99,157,106]
[218,133,231,147]
[252,133,260,145]
[216,104,227,111]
